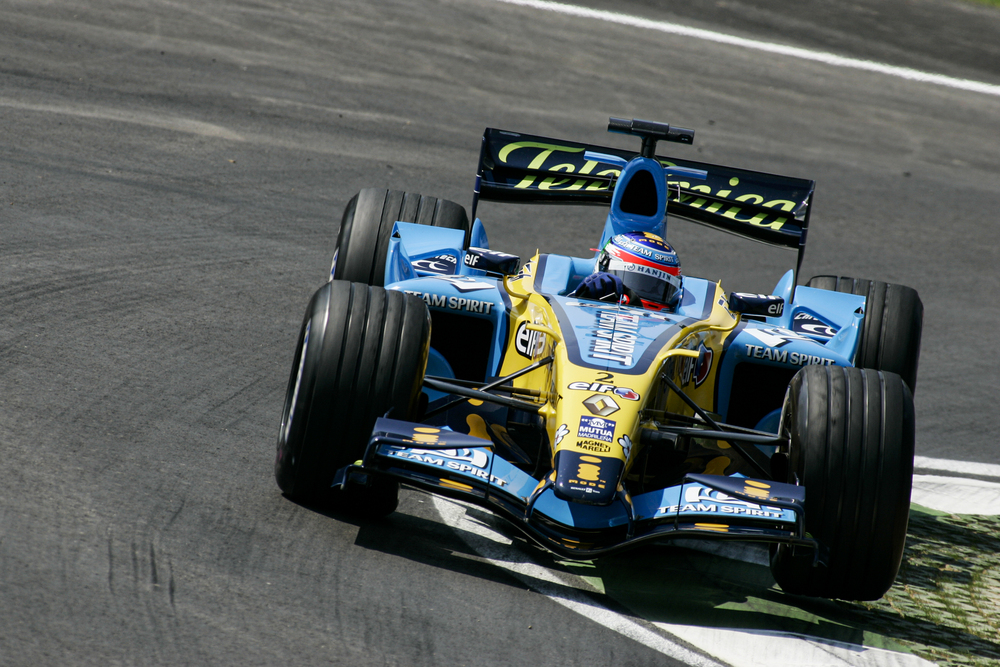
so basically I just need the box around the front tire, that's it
[275,281,431,512]
[805,275,922,391]
[769,365,915,600]
[332,188,471,285]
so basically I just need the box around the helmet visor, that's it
[605,258,681,307]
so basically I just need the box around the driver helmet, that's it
[596,232,682,310]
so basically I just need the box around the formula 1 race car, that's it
[275,118,922,601]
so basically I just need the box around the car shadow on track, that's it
[293,488,1000,666]
[589,507,1000,666]
[287,489,600,596]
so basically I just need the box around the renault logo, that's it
[583,394,620,416]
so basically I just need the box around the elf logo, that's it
[567,382,639,401]
[515,321,545,359]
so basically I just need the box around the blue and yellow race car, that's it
[275,118,922,601]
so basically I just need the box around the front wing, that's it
[335,419,816,560]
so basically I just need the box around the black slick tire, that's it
[805,276,923,391]
[769,365,915,601]
[274,281,431,514]
[332,188,471,285]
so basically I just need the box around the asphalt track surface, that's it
[2,0,999,664]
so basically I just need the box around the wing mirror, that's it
[728,292,785,318]
[464,247,520,276]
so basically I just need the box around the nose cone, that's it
[552,449,624,506]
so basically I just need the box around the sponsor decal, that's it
[583,394,620,416]
[743,327,811,348]
[741,326,835,366]
[388,446,507,487]
[608,259,673,282]
[566,300,671,322]
[792,312,839,338]
[618,434,632,460]
[578,415,616,443]
[719,295,737,320]
[497,140,616,193]
[576,439,612,453]
[731,292,784,317]
[565,300,621,310]
[567,381,639,401]
[494,140,796,231]
[740,479,773,500]
[679,342,713,387]
[614,235,679,265]
[656,484,785,518]
[412,254,458,275]
[567,454,613,492]
[554,448,625,499]
[694,345,713,386]
[463,248,519,272]
[514,321,546,359]
[590,311,640,366]
[554,423,569,446]
[396,426,447,447]
[408,447,487,468]
[744,344,835,366]
[403,290,495,314]
[428,275,495,292]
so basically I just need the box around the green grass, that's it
[851,509,1000,667]
[967,0,1000,8]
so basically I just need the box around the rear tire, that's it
[275,281,431,513]
[332,188,471,285]
[769,366,914,600]
[805,275,922,391]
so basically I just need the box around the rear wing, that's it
[473,128,815,256]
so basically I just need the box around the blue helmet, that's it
[596,232,682,310]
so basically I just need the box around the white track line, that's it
[914,456,1000,480]
[493,0,1000,97]
[652,625,935,667]
[912,475,1000,515]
